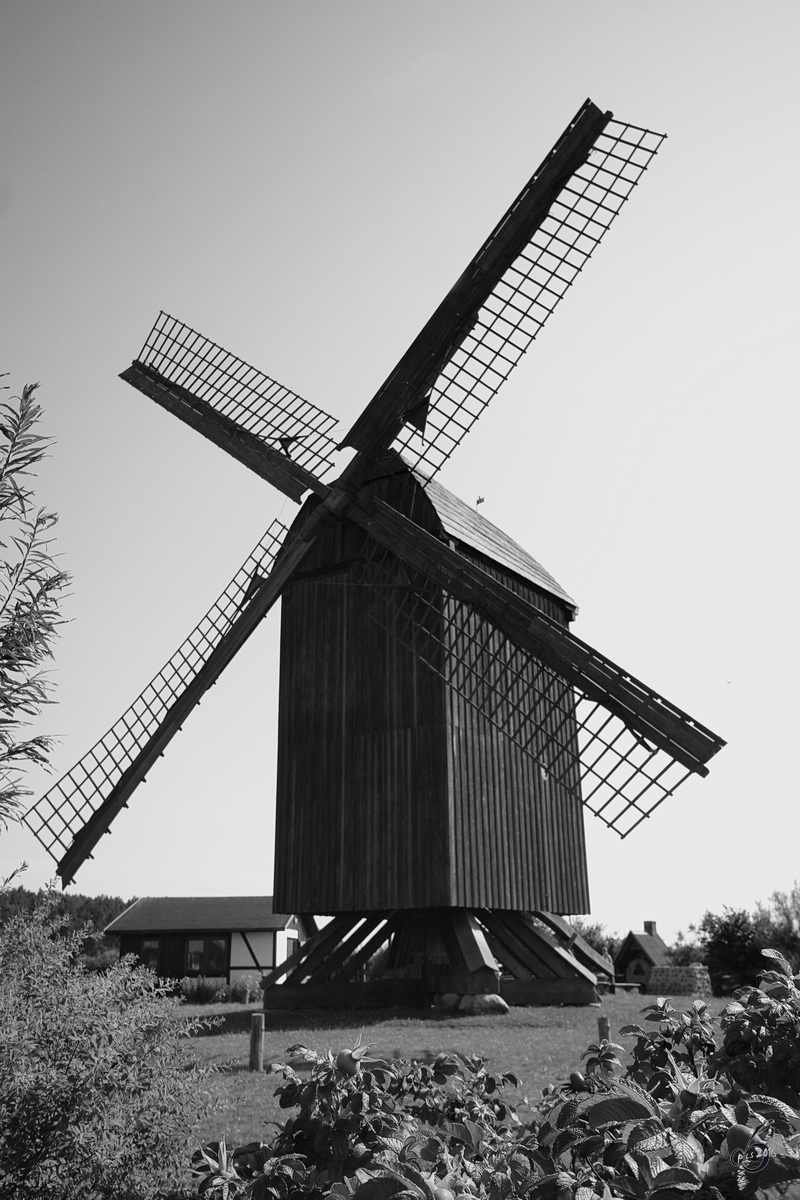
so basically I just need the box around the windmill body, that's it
[24,100,726,1005]
[275,454,588,917]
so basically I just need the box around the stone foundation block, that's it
[646,963,712,996]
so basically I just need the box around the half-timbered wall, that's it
[118,926,304,983]
[230,931,274,980]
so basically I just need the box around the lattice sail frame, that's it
[136,312,339,479]
[24,521,289,863]
[394,120,666,479]
[360,541,689,837]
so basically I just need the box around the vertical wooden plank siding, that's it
[274,483,450,913]
[273,466,589,915]
[443,555,589,914]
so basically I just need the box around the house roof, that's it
[105,896,296,935]
[613,929,672,970]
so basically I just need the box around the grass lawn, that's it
[183,993,727,1148]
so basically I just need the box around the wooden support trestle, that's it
[261,909,611,1010]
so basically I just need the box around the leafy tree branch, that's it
[0,378,70,829]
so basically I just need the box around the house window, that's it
[285,934,299,962]
[185,936,227,977]
[140,938,160,971]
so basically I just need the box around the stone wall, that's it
[645,963,711,995]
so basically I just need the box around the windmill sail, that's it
[40,98,723,903]
[121,313,339,500]
[361,539,701,836]
[342,101,665,479]
[23,521,306,884]
[348,497,724,781]
[122,360,321,503]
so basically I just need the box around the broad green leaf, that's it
[749,1095,800,1131]
[445,1120,483,1150]
[551,1128,583,1158]
[396,1163,435,1200]
[354,1177,419,1200]
[761,948,792,975]
[628,1118,668,1153]
[587,1096,654,1128]
[555,1098,580,1129]
[612,1078,661,1115]
[667,1132,704,1168]
[525,1172,578,1200]
[650,1165,701,1192]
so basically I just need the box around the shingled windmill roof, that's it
[362,450,576,615]
[420,472,577,615]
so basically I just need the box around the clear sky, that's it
[1,1,798,946]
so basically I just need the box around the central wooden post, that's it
[249,1011,264,1071]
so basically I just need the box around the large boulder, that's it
[459,992,509,1015]
[441,965,501,995]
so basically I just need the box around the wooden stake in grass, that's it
[249,1012,264,1072]
[598,1014,610,1042]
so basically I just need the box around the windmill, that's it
[25,100,724,1006]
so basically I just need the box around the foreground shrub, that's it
[193,952,800,1199]
[0,895,218,1199]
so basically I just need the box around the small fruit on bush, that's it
[569,1071,585,1089]
[725,1123,755,1151]
[433,1188,455,1200]
[336,1048,362,1076]
[335,1029,376,1076]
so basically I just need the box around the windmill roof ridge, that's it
[415,469,577,615]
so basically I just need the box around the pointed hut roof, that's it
[614,927,672,973]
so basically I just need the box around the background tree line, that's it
[0,885,130,969]
[574,883,800,994]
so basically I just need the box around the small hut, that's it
[106,896,307,984]
[613,920,671,989]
